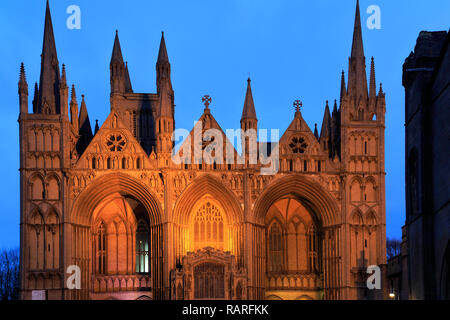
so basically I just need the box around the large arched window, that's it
[136,220,149,273]
[268,221,283,272]
[192,202,224,251]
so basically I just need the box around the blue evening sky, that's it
[0,0,449,248]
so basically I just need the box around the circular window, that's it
[106,134,126,152]
[289,136,308,154]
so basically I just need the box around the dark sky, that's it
[1,0,449,248]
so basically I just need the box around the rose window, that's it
[289,136,308,154]
[106,134,126,152]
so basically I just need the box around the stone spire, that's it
[157,31,169,64]
[111,30,124,63]
[331,99,341,159]
[110,30,126,94]
[347,0,368,100]
[369,57,376,98]
[124,62,133,93]
[19,63,28,94]
[241,78,257,121]
[60,64,69,116]
[314,124,319,140]
[61,64,67,87]
[32,82,39,114]
[38,0,60,114]
[319,100,331,153]
[19,63,28,114]
[94,120,100,135]
[156,32,172,96]
[77,94,93,155]
[340,70,346,102]
[70,84,79,130]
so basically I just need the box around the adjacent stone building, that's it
[403,29,450,300]
[18,1,387,300]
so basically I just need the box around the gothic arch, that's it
[350,209,363,225]
[70,173,164,299]
[172,174,243,225]
[253,175,339,227]
[71,173,162,226]
[172,174,243,264]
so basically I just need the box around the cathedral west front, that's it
[18,1,387,300]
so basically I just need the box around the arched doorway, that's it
[70,173,163,300]
[252,175,339,300]
[265,196,323,300]
[170,175,245,300]
[90,194,154,299]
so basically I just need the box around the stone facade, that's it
[18,1,387,300]
[403,30,450,300]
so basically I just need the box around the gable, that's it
[279,112,324,157]
[75,110,154,170]
[174,110,241,166]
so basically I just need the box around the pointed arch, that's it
[45,173,61,200]
[29,173,45,200]
[253,174,339,227]
[350,178,362,202]
[71,173,162,226]
[172,174,243,225]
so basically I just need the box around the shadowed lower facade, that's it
[18,1,387,300]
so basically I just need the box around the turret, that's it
[110,31,133,95]
[59,64,69,117]
[319,100,331,155]
[155,32,174,165]
[240,78,258,166]
[18,63,28,114]
[70,84,79,131]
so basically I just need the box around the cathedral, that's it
[18,1,387,300]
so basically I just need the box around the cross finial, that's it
[202,95,212,109]
[293,99,302,113]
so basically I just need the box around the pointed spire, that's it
[314,123,319,140]
[19,63,28,114]
[70,84,79,130]
[333,99,338,114]
[320,100,331,141]
[32,82,39,113]
[61,64,67,87]
[347,0,368,100]
[369,57,376,98]
[78,94,91,131]
[94,119,100,135]
[351,0,364,59]
[340,70,346,102]
[157,32,169,64]
[19,63,28,92]
[111,30,124,63]
[76,94,93,155]
[124,62,133,93]
[241,78,257,120]
[70,84,77,102]
[38,0,60,114]
[379,83,384,95]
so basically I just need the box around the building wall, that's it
[403,30,450,300]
